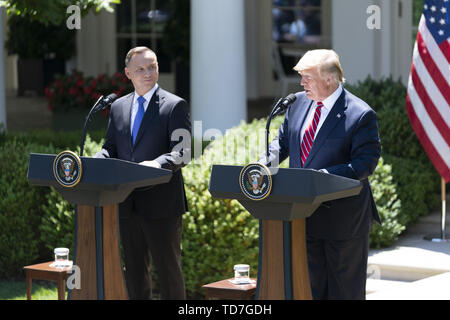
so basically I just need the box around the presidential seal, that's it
[239,163,272,201]
[53,150,82,188]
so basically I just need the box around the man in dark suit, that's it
[95,47,191,299]
[263,49,381,299]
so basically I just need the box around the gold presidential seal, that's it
[53,150,82,188]
[239,163,272,201]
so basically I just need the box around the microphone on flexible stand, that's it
[80,93,117,157]
[265,93,297,162]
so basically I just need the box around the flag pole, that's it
[424,178,449,242]
[440,178,446,240]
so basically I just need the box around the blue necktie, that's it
[132,96,146,145]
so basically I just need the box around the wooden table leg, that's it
[57,275,66,300]
[26,271,32,300]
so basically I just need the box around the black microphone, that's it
[80,93,117,156]
[265,94,297,161]
[93,93,117,112]
[272,93,297,116]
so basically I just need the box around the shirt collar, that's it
[133,83,159,109]
[317,84,342,110]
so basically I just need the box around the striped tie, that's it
[300,101,323,166]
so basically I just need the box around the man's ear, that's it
[325,73,334,86]
[124,67,131,80]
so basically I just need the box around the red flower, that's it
[76,79,85,87]
[69,87,77,96]
[84,86,93,95]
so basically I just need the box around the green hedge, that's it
[0,134,102,279]
[368,158,403,247]
[0,139,58,278]
[0,129,106,150]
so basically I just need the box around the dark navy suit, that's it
[96,86,191,299]
[265,88,381,299]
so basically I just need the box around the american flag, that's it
[405,0,450,182]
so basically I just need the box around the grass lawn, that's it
[0,280,63,300]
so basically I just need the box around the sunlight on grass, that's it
[0,280,63,300]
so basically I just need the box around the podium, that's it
[208,165,362,300]
[27,153,172,300]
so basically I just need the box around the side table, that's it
[23,261,72,300]
[202,278,257,300]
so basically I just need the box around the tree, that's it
[0,0,120,26]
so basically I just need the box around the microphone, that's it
[93,93,117,112]
[265,94,297,161]
[80,93,117,156]
[272,93,297,116]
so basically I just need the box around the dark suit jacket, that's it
[264,88,381,240]
[96,86,191,219]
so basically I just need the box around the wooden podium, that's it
[27,153,172,300]
[208,165,362,300]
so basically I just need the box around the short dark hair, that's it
[125,46,156,67]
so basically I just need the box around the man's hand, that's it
[139,160,161,168]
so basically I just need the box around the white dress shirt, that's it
[299,84,343,143]
[130,83,159,134]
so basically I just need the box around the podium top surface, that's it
[209,164,362,204]
[28,153,172,191]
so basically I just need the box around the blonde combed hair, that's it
[293,49,345,84]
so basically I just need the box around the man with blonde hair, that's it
[262,49,381,299]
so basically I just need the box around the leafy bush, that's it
[383,154,440,226]
[0,132,103,279]
[0,139,58,278]
[0,129,106,149]
[368,158,403,248]
[5,14,75,59]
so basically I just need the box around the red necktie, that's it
[300,101,323,166]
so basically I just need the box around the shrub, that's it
[0,139,58,278]
[383,154,440,226]
[0,129,105,149]
[368,158,403,248]
[0,133,103,279]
